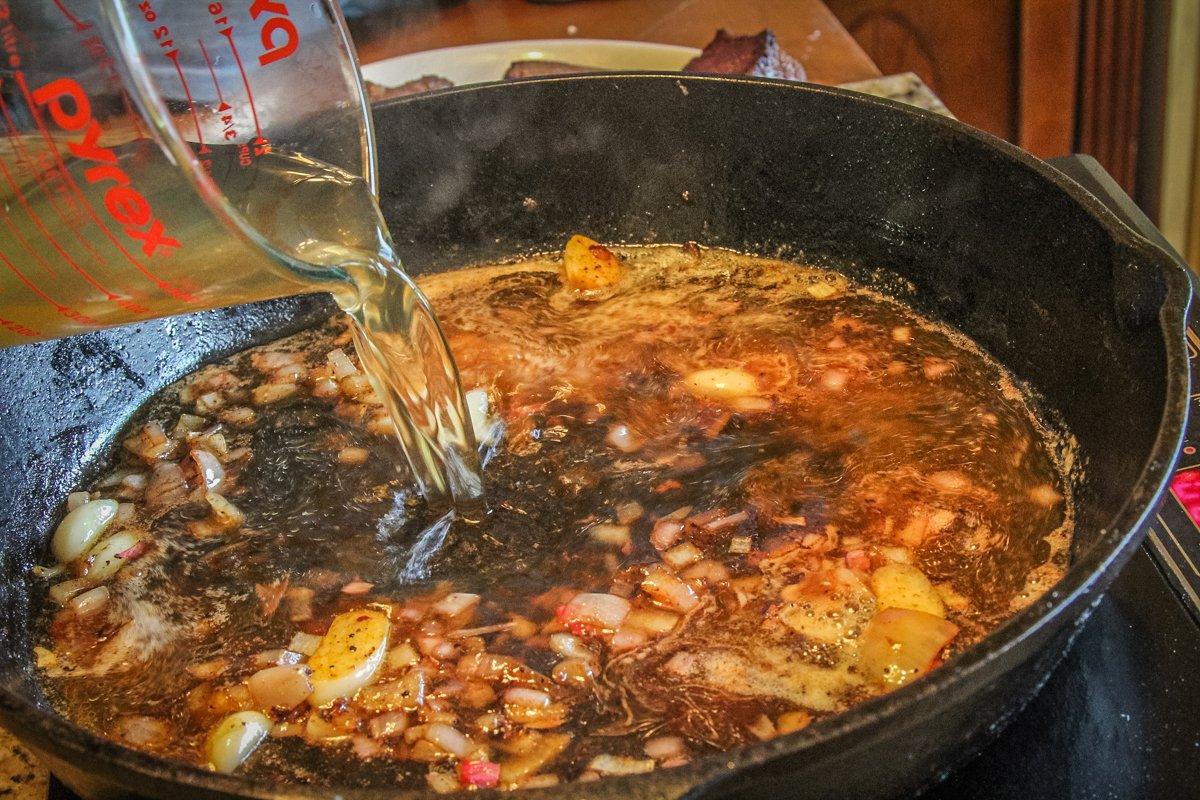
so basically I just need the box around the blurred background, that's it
[342,0,1199,267]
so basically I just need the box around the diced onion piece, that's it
[500,732,572,784]
[650,519,684,551]
[879,546,912,564]
[558,593,630,632]
[189,449,225,492]
[844,549,872,571]
[859,607,959,687]
[82,531,141,582]
[624,607,681,635]
[307,609,391,706]
[588,754,655,776]
[704,510,748,531]
[368,711,409,739]
[644,736,686,760]
[206,711,272,773]
[640,566,700,612]
[115,715,172,748]
[327,348,358,378]
[502,688,567,729]
[551,658,596,687]
[610,625,648,652]
[663,542,702,568]
[427,769,459,794]
[252,383,297,405]
[247,665,313,710]
[615,501,644,525]
[680,558,731,583]
[337,447,370,465]
[386,642,421,671]
[195,392,225,414]
[748,714,777,741]
[777,710,813,734]
[681,368,759,401]
[561,234,624,291]
[289,631,323,657]
[431,592,480,618]
[340,580,375,596]
[424,722,475,758]
[303,713,345,743]
[870,563,946,618]
[251,649,300,669]
[503,687,551,709]
[68,585,109,617]
[589,523,630,547]
[206,493,245,529]
[340,374,375,399]
[548,633,595,661]
[52,499,118,563]
[66,492,90,511]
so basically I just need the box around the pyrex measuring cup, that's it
[0,1,373,347]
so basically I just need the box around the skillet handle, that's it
[1048,154,1193,333]
[1110,237,1183,333]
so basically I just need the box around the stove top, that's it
[33,156,1200,800]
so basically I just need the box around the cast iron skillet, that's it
[0,75,1191,800]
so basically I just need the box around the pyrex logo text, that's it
[32,78,181,258]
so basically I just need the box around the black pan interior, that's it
[0,75,1188,800]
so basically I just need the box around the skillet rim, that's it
[0,72,1189,800]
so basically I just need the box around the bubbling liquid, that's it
[33,243,1073,791]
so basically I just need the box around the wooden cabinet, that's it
[825,0,1153,195]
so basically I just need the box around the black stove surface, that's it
[45,156,1200,800]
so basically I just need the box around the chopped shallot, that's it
[588,754,655,776]
[368,712,409,739]
[431,592,480,617]
[703,510,748,531]
[503,687,552,708]
[615,501,644,524]
[748,714,777,741]
[640,566,700,612]
[327,348,358,378]
[650,519,684,551]
[289,631,322,656]
[247,665,313,710]
[424,723,475,758]
[68,586,109,617]
[558,593,631,632]
[644,736,686,760]
[590,523,631,547]
[188,448,225,493]
[548,633,595,661]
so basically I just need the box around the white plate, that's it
[361,39,701,89]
